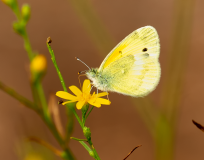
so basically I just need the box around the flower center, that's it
[78,93,91,102]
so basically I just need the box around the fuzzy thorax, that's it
[85,68,109,91]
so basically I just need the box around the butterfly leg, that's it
[97,88,99,98]
[106,91,109,101]
[77,74,86,88]
[90,85,94,92]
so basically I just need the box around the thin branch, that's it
[46,38,82,128]
[123,145,142,160]
[0,80,36,111]
[28,137,63,157]
[192,120,204,132]
[70,137,88,142]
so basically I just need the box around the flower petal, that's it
[76,100,86,110]
[88,100,101,108]
[95,98,111,105]
[62,100,76,105]
[56,91,77,101]
[82,79,91,95]
[96,92,109,98]
[69,85,82,96]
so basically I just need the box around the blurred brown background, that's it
[1,0,204,159]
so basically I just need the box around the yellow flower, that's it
[56,79,111,109]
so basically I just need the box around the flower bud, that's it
[1,0,17,11]
[13,21,25,36]
[83,127,91,141]
[89,150,95,158]
[21,4,30,22]
[30,54,47,73]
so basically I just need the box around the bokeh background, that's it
[1,0,204,159]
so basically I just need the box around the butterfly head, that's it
[75,57,99,83]
[85,68,98,81]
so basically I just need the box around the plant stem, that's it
[47,41,100,159]
[47,42,82,127]
[70,137,88,142]
[160,0,195,121]
[39,111,75,160]
[71,106,83,128]
[88,142,100,160]
[154,1,195,159]
[28,137,64,157]
[35,81,50,120]
[85,106,94,121]
[47,42,67,92]
[23,32,35,61]
[0,80,36,111]
[2,2,76,159]
[154,114,174,160]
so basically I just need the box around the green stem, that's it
[81,104,89,127]
[160,0,195,120]
[61,148,75,160]
[47,41,100,159]
[11,0,21,21]
[3,2,75,159]
[0,80,74,158]
[155,1,195,159]
[35,81,50,120]
[28,137,64,157]
[0,80,36,111]
[39,111,75,160]
[47,42,67,92]
[69,104,83,128]
[88,142,100,160]
[85,106,94,121]
[71,137,88,142]
[154,114,174,160]
[47,42,82,127]
[65,102,75,143]
[79,141,92,152]
[30,81,41,110]
[22,32,35,61]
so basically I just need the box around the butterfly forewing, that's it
[98,26,161,97]
[99,26,160,71]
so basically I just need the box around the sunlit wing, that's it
[102,53,160,96]
[98,26,160,71]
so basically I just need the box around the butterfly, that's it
[79,26,161,97]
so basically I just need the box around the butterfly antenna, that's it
[106,91,110,101]
[75,57,91,70]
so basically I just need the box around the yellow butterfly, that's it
[79,26,161,97]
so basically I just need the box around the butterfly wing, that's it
[98,26,161,97]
